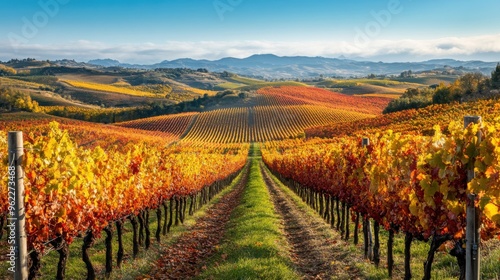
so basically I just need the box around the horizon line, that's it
[3,54,500,66]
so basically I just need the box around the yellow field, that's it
[359,93,402,99]
[61,79,163,98]
[111,80,132,87]
[179,86,218,96]
[56,74,120,84]
[0,77,45,89]
[216,82,245,89]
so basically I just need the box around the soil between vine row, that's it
[149,163,249,279]
[262,163,363,280]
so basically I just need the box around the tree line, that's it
[384,64,500,114]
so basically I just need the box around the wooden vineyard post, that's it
[464,116,481,280]
[362,138,373,260]
[8,132,29,280]
[362,138,370,148]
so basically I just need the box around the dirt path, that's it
[261,163,363,280]
[149,164,249,279]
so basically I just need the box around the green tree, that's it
[382,87,434,114]
[491,63,500,89]
[432,84,453,104]
[457,72,486,95]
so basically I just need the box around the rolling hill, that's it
[305,98,500,139]
[86,54,499,79]
[116,112,199,138]
[116,86,390,143]
[0,113,177,149]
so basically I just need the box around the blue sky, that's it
[1,0,500,63]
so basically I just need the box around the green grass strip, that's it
[196,148,298,280]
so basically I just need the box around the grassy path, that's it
[196,145,299,280]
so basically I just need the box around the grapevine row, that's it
[306,98,500,139]
[1,122,248,278]
[262,120,500,278]
[182,107,250,143]
[257,86,391,115]
[116,112,199,137]
[0,118,175,150]
[251,105,369,142]
[180,105,370,143]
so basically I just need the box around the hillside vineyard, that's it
[118,86,385,143]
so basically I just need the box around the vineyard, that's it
[115,112,199,138]
[306,98,500,138]
[2,81,500,279]
[250,105,370,142]
[262,117,500,279]
[182,107,251,143]
[1,122,248,279]
[0,118,177,149]
[116,86,383,143]
[179,105,371,143]
[257,86,391,115]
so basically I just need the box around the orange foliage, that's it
[1,122,247,252]
[257,86,391,115]
[181,105,371,143]
[306,99,500,139]
[116,112,199,138]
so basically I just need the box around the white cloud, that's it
[1,34,500,63]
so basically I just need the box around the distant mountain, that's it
[54,59,97,68]
[86,55,499,78]
[87,59,122,67]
